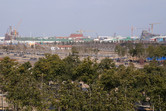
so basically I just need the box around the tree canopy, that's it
[0,51,166,110]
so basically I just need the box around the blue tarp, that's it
[157,38,164,42]
[147,57,166,61]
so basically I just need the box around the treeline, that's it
[115,43,166,58]
[0,53,166,110]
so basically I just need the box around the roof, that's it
[16,36,92,42]
[70,33,84,38]
[56,37,68,39]
[82,38,93,42]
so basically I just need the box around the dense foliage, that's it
[0,51,166,110]
[115,43,166,58]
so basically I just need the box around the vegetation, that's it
[115,43,166,59]
[0,44,166,110]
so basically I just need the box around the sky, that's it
[0,0,166,37]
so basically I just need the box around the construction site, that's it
[0,22,165,67]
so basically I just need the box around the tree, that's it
[63,55,81,80]
[146,45,155,58]
[115,45,127,57]
[71,47,79,56]
[99,69,120,91]
[98,58,115,72]
[0,57,48,111]
[33,54,66,82]
[73,57,97,83]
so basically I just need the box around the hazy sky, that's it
[0,0,166,37]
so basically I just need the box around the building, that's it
[140,30,160,41]
[14,33,92,44]
[98,36,133,43]
[56,45,72,50]
[150,36,166,42]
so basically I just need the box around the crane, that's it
[13,19,22,37]
[76,29,94,34]
[149,23,160,34]
[131,26,148,36]
[131,26,135,37]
